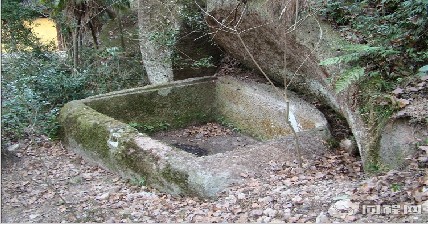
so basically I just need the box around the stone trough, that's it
[59,76,331,198]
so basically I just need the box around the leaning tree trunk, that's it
[137,0,179,84]
[72,25,79,74]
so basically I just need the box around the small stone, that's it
[7,144,20,152]
[292,195,303,204]
[328,200,359,218]
[340,139,357,155]
[235,213,248,223]
[282,212,291,221]
[290,176,299,182]
[250,209,263,217]
[288,216,301,223]
[106,217,116,223]
[271,218,285,223]
[96,192,110,201]
[417,82,426,87]
[316,212,330,223]
[263,208,277,217]
[251,203,260,208]
[81,173,92,180]
[392,87,403,95]
[407,87,418,92]
[263,216,271,223]
[344,215,357,222]
[240,173,249,178]
[237,192,246,200]
[258,196,273,204]
[273,186,287,193]
[227,194,237,203]
[29,214,40,220]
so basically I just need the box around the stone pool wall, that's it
[59,76,330,197]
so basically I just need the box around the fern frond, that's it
[342,44,381,53]
[335,66,365,93]
[319,53,360,65]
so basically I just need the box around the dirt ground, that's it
[2,135,427,223]
[152,122,260,156]
[2,60,427,223]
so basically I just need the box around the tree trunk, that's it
[88,21,99,49]
[117,10,126,52]
[72,26,79,74]
[137,0,179,84]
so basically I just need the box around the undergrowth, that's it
[1,48,147,148]
[319,0,428,122]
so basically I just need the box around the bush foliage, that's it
[320,0,428,92]
[1,49,147,146]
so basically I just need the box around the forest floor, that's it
[1,135,427,223]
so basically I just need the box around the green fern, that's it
[319,53,360,66]
[320,44,383,66]
[341,44,381,53]
[319,44,389,92]
[335,66,365,93]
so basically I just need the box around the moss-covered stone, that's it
[85,77,217,130]
[59,76,331,198]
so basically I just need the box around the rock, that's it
[327,200,359,219]
[29,214,40,220]
[237,192,246,200]
[205,0,394,169]
[96,192,110,201]
[379,118,427,169]
[263,208,277,217]
[7,144,20,152]
[258,196,273,204]
[292,195,303,204]
[226,194,237,204]
[235,213,249,223]
[106,217,117,223]
[282,209,292,221]
[419,146,428,154]
[81,173,92,180]
[250,209,263,217]
[271,218,285,223]
[262,216,271,223]
[339,139,358,155]
[239,173,249,178]
[315,212,330,223]
[344,215,357,222]
[421,200,428,213]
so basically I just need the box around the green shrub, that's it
[320,0,428,78]
[318,0,428,119]
[1,52,89,143]
[1,47,148,146]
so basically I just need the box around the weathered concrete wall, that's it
[59,77,223,197]
[216,76,329,140]
[84,77,217,130]
[59,76,331,197]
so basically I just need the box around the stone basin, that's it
[59,76,330,198]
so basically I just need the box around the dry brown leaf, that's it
[397,98,410,108]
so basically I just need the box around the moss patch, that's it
[86,79,217,130]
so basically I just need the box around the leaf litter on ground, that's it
[1,137,428,223]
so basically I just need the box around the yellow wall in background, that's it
[27,18,58,47]
[1,18,58,52]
